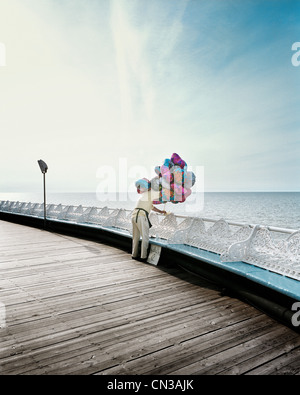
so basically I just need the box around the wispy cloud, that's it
[0,0,299,192]
[111,0,153,133]
[110,0,189,138]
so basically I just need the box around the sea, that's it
[0,191,299,231]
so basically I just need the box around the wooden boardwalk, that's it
[0,219,299,375]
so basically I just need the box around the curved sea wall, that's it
[1,200,299,281]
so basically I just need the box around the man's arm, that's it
[152,206,166,215]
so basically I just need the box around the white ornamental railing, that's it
[1,200,299,281]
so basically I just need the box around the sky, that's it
[0,0,299,194]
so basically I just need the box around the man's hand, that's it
[152,207,167,215]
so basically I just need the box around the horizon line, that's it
[0,190,300,194]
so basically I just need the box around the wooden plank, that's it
[245,345,300,375]
[1,219,299,375]
[98,314,277,375]
[169,326,299,375]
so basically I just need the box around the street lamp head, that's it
[38,159,48,174]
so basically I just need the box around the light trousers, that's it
[131,215,149,259]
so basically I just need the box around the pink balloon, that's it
[171,153,186,169]
[173,167,186,185]
[161,165,172,183]
[184,188,192,198]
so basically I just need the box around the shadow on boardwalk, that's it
[0,220,299,375]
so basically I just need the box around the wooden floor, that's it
[0,220,300,375]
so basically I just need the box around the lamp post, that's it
[37,159,48,229]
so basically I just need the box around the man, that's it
[131,188,166,261]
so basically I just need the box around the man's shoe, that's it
[139,257,148,263]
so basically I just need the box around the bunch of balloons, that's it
[135,153,196,204]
